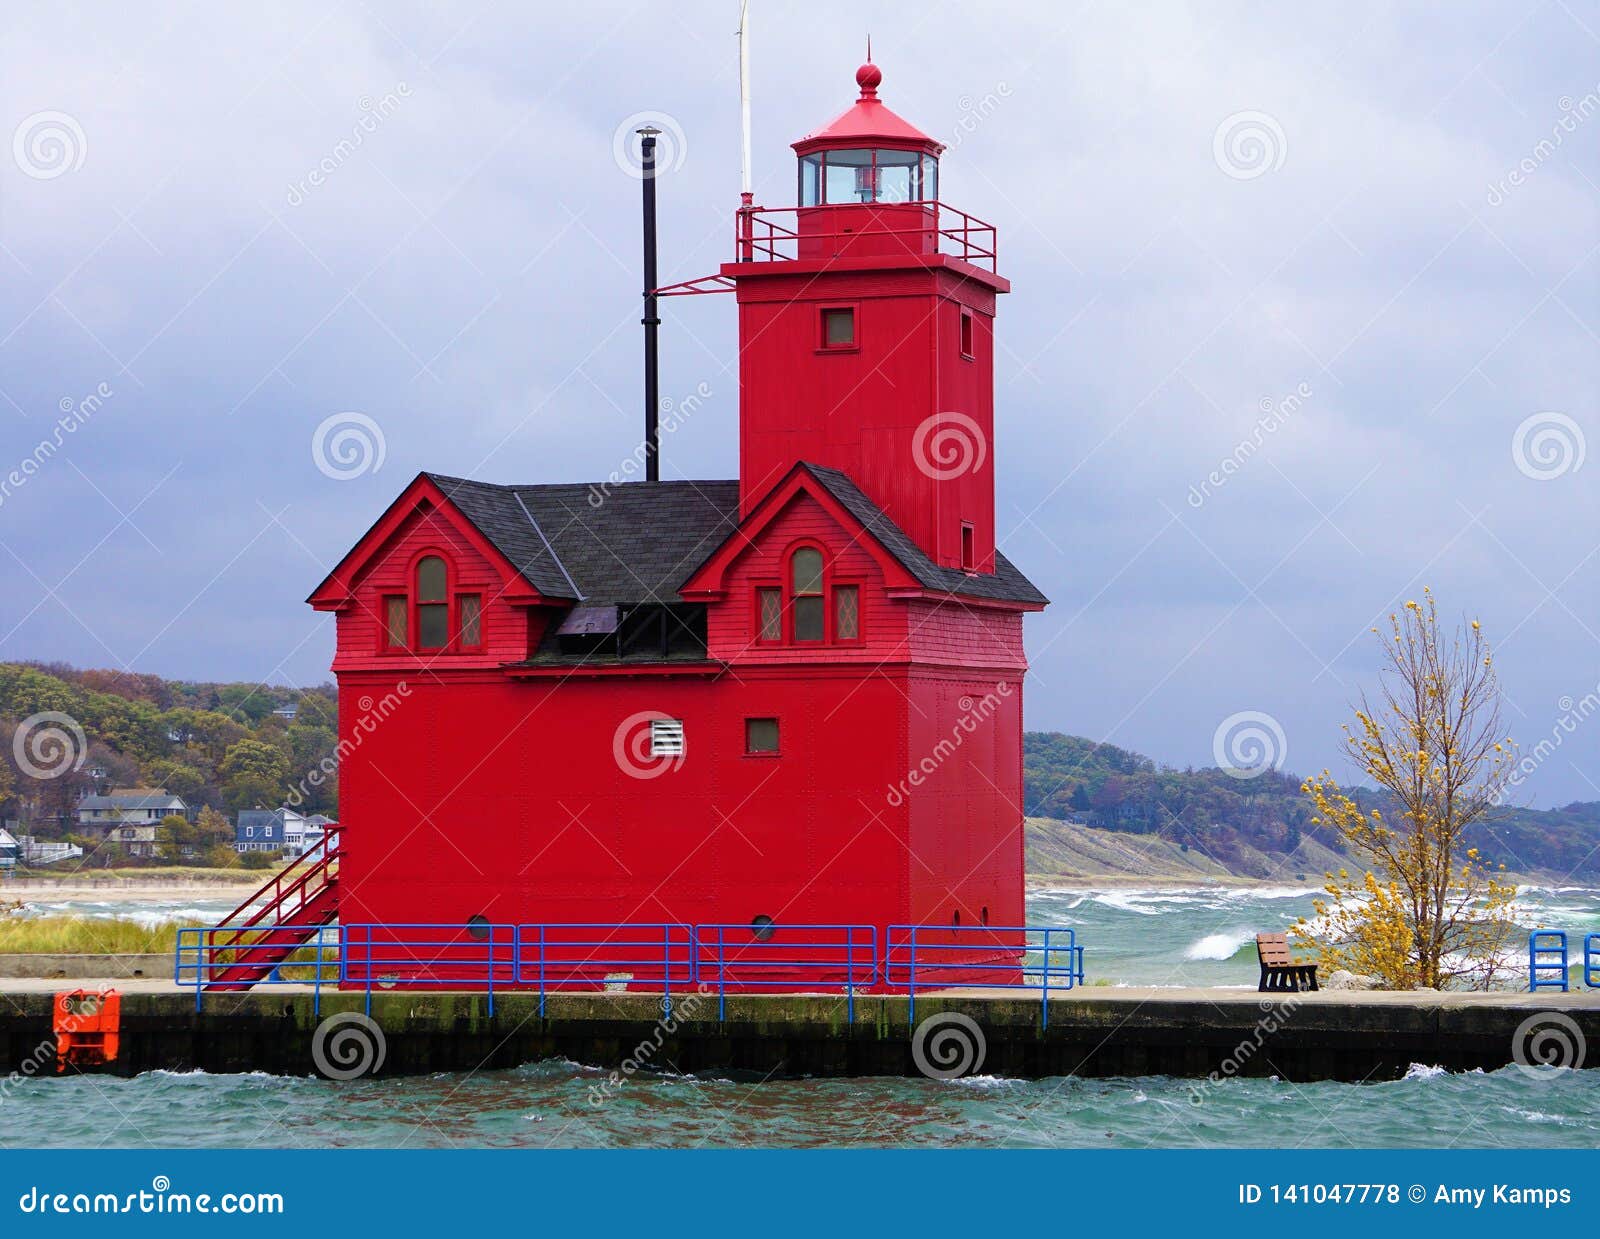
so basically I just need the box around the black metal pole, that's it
[639,127,660,483]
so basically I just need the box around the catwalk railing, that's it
[176,922,1083,1019]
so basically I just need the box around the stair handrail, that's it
[215,823,341,947]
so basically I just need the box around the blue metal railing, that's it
[514,923,696,1017]
[176,919,1088,1022]
[175,925,341,1013]
[693,924,878,1020]
[885,925,1084,1026]
[1587,934,1599,990]
[343,923,519,1015]
[1528,930,1570,992]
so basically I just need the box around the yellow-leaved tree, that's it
[1292,589,1520,989]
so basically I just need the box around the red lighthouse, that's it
[304,58,1046,985]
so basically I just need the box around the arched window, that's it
[791,547,824,642]
[416,556,449,650]
[756,546,862,646]
[380,552,483,654]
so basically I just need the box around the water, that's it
[5,1062,1597,1149]
[5,881,1597,1149]
[1030,883,1600,987]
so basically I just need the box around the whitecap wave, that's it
[1184,930,1255,961]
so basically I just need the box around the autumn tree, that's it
[1293,589,1519,989]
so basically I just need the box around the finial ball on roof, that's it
[856,61,882,94]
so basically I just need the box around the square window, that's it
[821,307,855,348]
[833,585,860,641]
[459,594,482,647]
[650,718,685,758]
[384,596,407,648]
[959,309,974,358]
[757,587,783,642]
[745,718,780,755]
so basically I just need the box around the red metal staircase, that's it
[203,824,341,991]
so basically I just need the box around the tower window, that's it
[961,523,976,572]
[959,309,974,359]
[745,718,780,755]
[820,306,855,349]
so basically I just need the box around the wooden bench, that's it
[1255,932,1318,992]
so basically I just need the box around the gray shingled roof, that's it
[427,474,741,606]
[802,464,1049,605]
[427,464,1046,608]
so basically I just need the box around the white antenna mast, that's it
[738,0,753,198]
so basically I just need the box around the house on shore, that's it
[74,788,190,857]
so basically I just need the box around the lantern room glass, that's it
[798,148,938,206]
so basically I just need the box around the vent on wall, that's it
[650,718,685,758]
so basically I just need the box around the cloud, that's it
[0,2,1595,805]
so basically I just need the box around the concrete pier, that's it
[2,980,1596,1082]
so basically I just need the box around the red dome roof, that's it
[792,61,943,156]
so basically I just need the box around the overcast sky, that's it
[1,2,1596,804]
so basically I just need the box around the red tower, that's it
[306,58,1045,988]
[727,61,1007,573]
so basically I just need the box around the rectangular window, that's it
[793,596,824,642]
[757,587,783,642]
[745,718,780,755]
[384,596,407,648]
[833,585,860,641]
[459,594,482,647]
[959,309,974,358]
[961,523,976,571]
[418,603,449,650]
[650,718,685,758]
[821,306,855,349]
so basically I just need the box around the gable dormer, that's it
[308,474,556,672]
